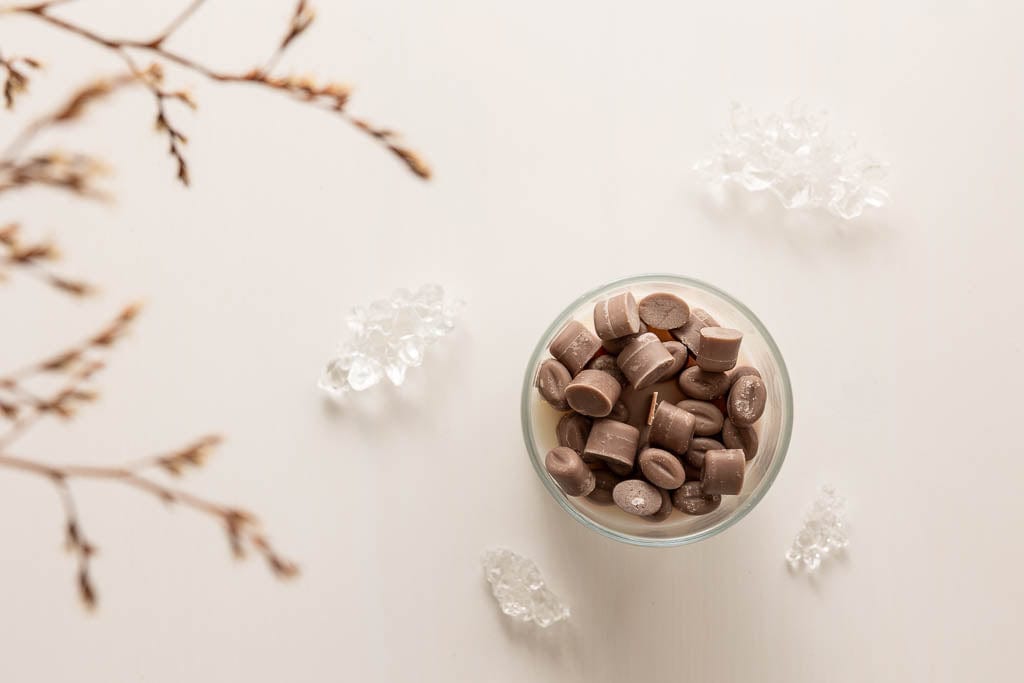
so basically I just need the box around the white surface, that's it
[1,1,1022,681]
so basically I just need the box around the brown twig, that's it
[0,222,94,295]
[7,1,430,179]
[0,49,41,109]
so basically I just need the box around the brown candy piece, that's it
[729,365,762,387]
[722,420,759,460]
[678,366,732,400]
[638,292,691,330]
[670,308,719,353]
[545,446,596,496]
[583,419,641,468]
[638,447,686,489]
[549,320,602,375]
[695,327,743,372]
[617,333,676,390]
[608,401,630,423]
[676,399,725,436]
[556,413,592,454]
[648,401,696,454]
[672,481,722,515]
[565,369,622,417]
[607,460,634,476]
[535,358,571,410]
[587,470,622,504]
[602,322,648,354]
[658,341,688,382]
[647,488,674,522]
[593,292,641,340]
[612,479,662,517]
[685,437,725,469]
[586,354,627,386]
[701,449,745,495]
[728,375,767,426]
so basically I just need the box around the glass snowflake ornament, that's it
[318,284,462,396]
[786,484,849,573]
[696,103,889,220]
[481,548,569,628]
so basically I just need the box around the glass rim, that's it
[520,273,794,547]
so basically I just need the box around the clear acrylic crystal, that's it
[319,284,461,396]
[787,485,849,574]
[696,103,889,220]
[481,548,569,628]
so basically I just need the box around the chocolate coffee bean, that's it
[648,401,696,454]
[565,369,622,417]
[647,488,674,522]
[638,447,686,489]
[670,308,719,353]
[588,470,622,504]
[612,479,663,517]
[722,420,758,460]
[728,375,766,426]
[676,399,725,436]
[658,341,688,381]
[695,327,743,372]
[602,322,648,354]
[584,419,641,468]
[549,320,602,375]
[535,358,571,410]
[685,437,725,469]
[672,481,722,515]
[678,366,731,400]
[701,449,745,495]
[556,413,591,454]
[586,354,627,385]
[545,446,596,496]
[618,333,676,390]
[729,366,762,387]
[638,292,691,330]
[593,292,641,340]
[608,401,630,423]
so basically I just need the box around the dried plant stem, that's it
[9,1,430,179]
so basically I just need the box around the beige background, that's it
[2,0,1023,680]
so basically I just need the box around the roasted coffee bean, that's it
[728,375,766,426]
[638,292,691,330]
[612,479,663,517]
[695,327,743,372]
[594,292,642,340]
[535,358,571,409]
[678,366,732,400]
[565,369,622,417]
[556,413,592,454]
[638,447,686,489]
[549,320,602,375]
[676,399,725,436]
[722,420,759,460]
[672,481,722,515]
[702,449,745,495]
[685,437,725,469]
[545,446,596,496]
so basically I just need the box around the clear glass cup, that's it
[521,274,793,546]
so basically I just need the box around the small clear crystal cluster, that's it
[318,284,461,396]
[481,548,570,628]
[786,485,849,573]
[696,103,889,219]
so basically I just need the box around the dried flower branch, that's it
[0,222,93,295]
[4,0,431,180]
[0,305,298,606]
[0,50,40,109]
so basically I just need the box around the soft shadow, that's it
[695,183,892,257]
